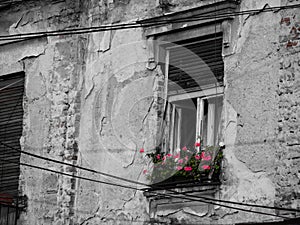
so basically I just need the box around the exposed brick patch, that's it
[276,11,300,216]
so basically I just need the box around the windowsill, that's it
[144,175,221,191]
[143,180,221,220]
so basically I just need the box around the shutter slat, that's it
[168,34,223,94]
[0,73,24,197]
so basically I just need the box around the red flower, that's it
[201,152,205,158]
[156,154,161,159]
[203,155,212,161]
[177,166,183,171]
[182,146,188,151]
[143,169,147,174]
[162,156,166,161]
[173,154,180,159]
[202,165,211,170]
[195,142,201,147]
[178,159,184,164]
[166,153,172,158]
[139,148,145,153]
[195,155,201,160]
[184,166,192,171]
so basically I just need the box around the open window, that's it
[167,95,223,152]
[161,34,224,153]
[140,1,237,220]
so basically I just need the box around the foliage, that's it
[144,144,224,185]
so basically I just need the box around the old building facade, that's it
[0,0,300,224]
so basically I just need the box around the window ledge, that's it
[137,0,239,37]
[143,182,221,220]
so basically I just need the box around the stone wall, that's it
[0,1,84,224]
[276,0,300,216]
[0,0,300,224]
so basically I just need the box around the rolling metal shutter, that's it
[0,73,24,198]
[168,33,224,95]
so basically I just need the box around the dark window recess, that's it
[168,33,224,95]
[0,73,25,225]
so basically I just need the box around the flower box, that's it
[145,144,224,188]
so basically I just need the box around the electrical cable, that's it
[1,140,300,214]
[0,140,148,187]
[0,156,296,219]
[0,157,140,191]
[1,3,300,219]
[0,4,300,41]
[154,192,290,219]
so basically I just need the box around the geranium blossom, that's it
[166,153,172,158]
[185,156,189,162]
[162,156,167,161]
[156,154,161,159]
[139,148,144,153]
[195,142,201,147]
[195,155,201,160]
[177,166,183,171]
[203,155,212,161]
[184,166,192,171]
[143,169,147,174]
[202,165,211,170]
[182,146,188,151]
[178,159,184,164]
[173,154,180,159]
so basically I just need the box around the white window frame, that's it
[163,48,224,153]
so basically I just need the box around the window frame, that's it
[161,35,225,152]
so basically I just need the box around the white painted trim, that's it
[168,86,224,102]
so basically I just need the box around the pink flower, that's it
[173,154,180,159]
[166,153,172,158]
[178,159,184,164]
[176,166,183,171]
[203,155,212,161]
[162,156,167,161]
[184,166,192,171]
[195,155,201,160]
[202,165,211,170]
[195,142,201,147]
[185,156,189,161]
[201,152,205,158]
[139,148,145,153]
[143,169,147,174]
[182,146,187,151]
[156,154,161,159]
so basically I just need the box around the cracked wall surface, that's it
[0,1,84,225]
[0,0,300,224]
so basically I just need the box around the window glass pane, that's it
[205,96,223,146]
[171,98,197,150]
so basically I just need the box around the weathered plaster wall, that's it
[0,1,84,225]
[220,0,300,223]
[1,0,300,224]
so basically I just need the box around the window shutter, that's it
[0,73,24,197]
[168,33,224,95]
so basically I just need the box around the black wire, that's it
[0,140,148,187]
[168,190,300,214]
[1,140,300,214]
[0,156,296,219]
[152,192,290,219]
[1,4,300,41]
[0,157,140,191]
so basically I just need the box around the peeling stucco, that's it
[1,0,300,224]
